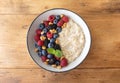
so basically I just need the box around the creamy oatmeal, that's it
[58,19,85,63]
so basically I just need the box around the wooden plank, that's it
[0,14,120,69]
[0,69,120,83]
[0,0,119,14]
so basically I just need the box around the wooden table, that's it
[0,0,120,83]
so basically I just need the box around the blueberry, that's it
[53,33,59,38]
[47,54,54,59]
[54,44,61,50]
[39,23,45,30]
[42,50,47,56]
[38,51,42,57]
[48,58,56,65]
[55,15,61,20]
[44,39,49,47]
[47,25,53,30]
[38,46,42,52]
[50,38,56,43]
[55,60,60,66]
[51,24,57,29]
[56,27,62,33]
[48,43,54,48]
[35,43,38,48]
[43,28,48,33]
[53,19,58,24]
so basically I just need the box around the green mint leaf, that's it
[55,50,63,57]
[47,48,55,54]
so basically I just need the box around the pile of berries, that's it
[34,14,69,69]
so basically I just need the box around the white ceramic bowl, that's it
[27,8,91,72]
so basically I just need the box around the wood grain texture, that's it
[0,0,120,83]
[0,69,120,83]
[0,0,119,15]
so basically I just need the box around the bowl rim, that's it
[26,8,92,73]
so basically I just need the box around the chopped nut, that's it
[60,56,65,60]
[44,61,48,65]
[42,46,46,49]
[62,23,67,28]
[40,36,46,41]
[46,59,49,62]
[57,66,62,69]
[34,48,38,52]
[60,14,64,18]
[52,64,57,68]
[55,39,59,44]
[49,22,53,25]
[41,31,44,35]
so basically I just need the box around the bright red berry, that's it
[37,40,44,46]
[48,15,55,22]
[41,56,47,62]
[60,58,68,67]
[36,29,42,35]
[62,15,69,22]
[34,35,40,42]
[47,32,53,38]
[55,56,60,60]
[43,21,49,27]
[57,20,64,26]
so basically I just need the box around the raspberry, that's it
[43,21,49,27]
[47,32,53,38]
[57,20,64,26]
[41,56,47,62]
[37,40,44,46]
[62,15,69,22]
[34,35,40,42]
[48,15,55,22]
[60,58,68,67]
[36,29,42,35]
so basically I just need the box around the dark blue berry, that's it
[55,60,60,66]
[39,23,45,30]
[38,46,42,52]
[42,50,47,56]
[56,27,62,33]
[54,44,61,50]
[43,28,48,33]
[48,43,54,48]
[55,15,61,20]
[44,39,49,47]
[53,33,59,38]
[50,38,56,43]
[53,19,59,24]
[47,54,54,59]
[38,52,42,57]
[35,43,38,48]
[48,58,56,65]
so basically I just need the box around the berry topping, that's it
[60,58,68,67]
[47,32,53,38]
[57,20,64,26]
[34,35,40,42]
[41,56,47,62]
[56,27,62,33]
[53,33,59,39]
[36,29,42,35]
[62,15,69,22]
[42,50,47,56]
[39,23,45,30]
[37,40,44,46]
[47,54,54,59]
[43,21,49,27]
[48,15,55,22]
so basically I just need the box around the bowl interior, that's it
[27,9,91,72]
